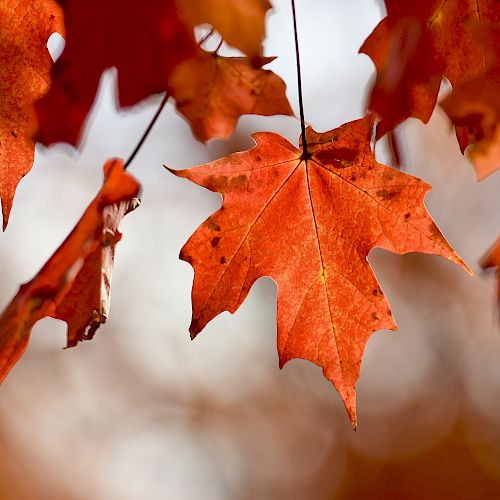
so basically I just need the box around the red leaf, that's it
[0,0,63,228]
[360,0,500,139]
[0,159,140,384]
[178,0,271,58]
[169,116,469,426]
[168,52,293,142]
[35,0,197,146]
[440,24,500,180]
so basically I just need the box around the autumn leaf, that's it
[0,159,140,384]
[0,0,63,228]
[480,236,500,317]
[440,24,500,180]
[169,115,469,426]
[442,70,500,180]
[35,0,197,146]
[360,0,500,139]
[168,51,293,142]
[178,0,271,58]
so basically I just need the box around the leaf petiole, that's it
[291,0,309,160]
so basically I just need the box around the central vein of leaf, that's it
[304,161,342,367]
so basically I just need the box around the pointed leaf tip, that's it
[0,0,63,230]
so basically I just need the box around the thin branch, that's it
[124,28,216,170]
[123,92,170,169]
[291,0,309,159]
[199,28,215,47]
[214,37,224,54]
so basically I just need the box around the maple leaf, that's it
[169,115,469,426]
[440,24,500,180]
[480,236,500,317]
[360,0,500,139]
[0,0,63,228]
[178,0,271,58]
[0,159,140,384]
[35,0,197,146]
[168,51,293,142]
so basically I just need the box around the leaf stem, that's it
[123,92,170,169]
[214,38,224,54]
[123,28,216,170]
[291,0,309,159]
[199,28,215,48]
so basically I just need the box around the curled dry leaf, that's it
[35,0,197,146]
[360,0,500,139]
[178,0,271,58]
[169,115,469,427]
[0,159,140,384]
[168,52,293,142]
[0,0,63,228]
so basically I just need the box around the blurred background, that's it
[1,0,500,498]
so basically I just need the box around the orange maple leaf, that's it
[169,115,469,426]
[440,24,500,180]
[35,0,197,146]
[0,159,140,384]
[168,51,293,142]
[360,0,500,139]
[0,0,63,228]
[178,0,271,58]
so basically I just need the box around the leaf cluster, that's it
[0,0,498,426]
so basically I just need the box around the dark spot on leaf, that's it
[211,237,221,248]
[232,174,247,187]
[207,175,228,191]
[205,219,221,232]
[376,189,397,200]
[429,222,441,238]
[10,131,17,138]
[315,147,357,168]
[220,256,227,264]
[49,14,55,20]
[372,288,381,296]
[387,309,392,316]
[256,155,262,162]
[371,312,379,320]
[404,213,411,221]
[350,174,357,182]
